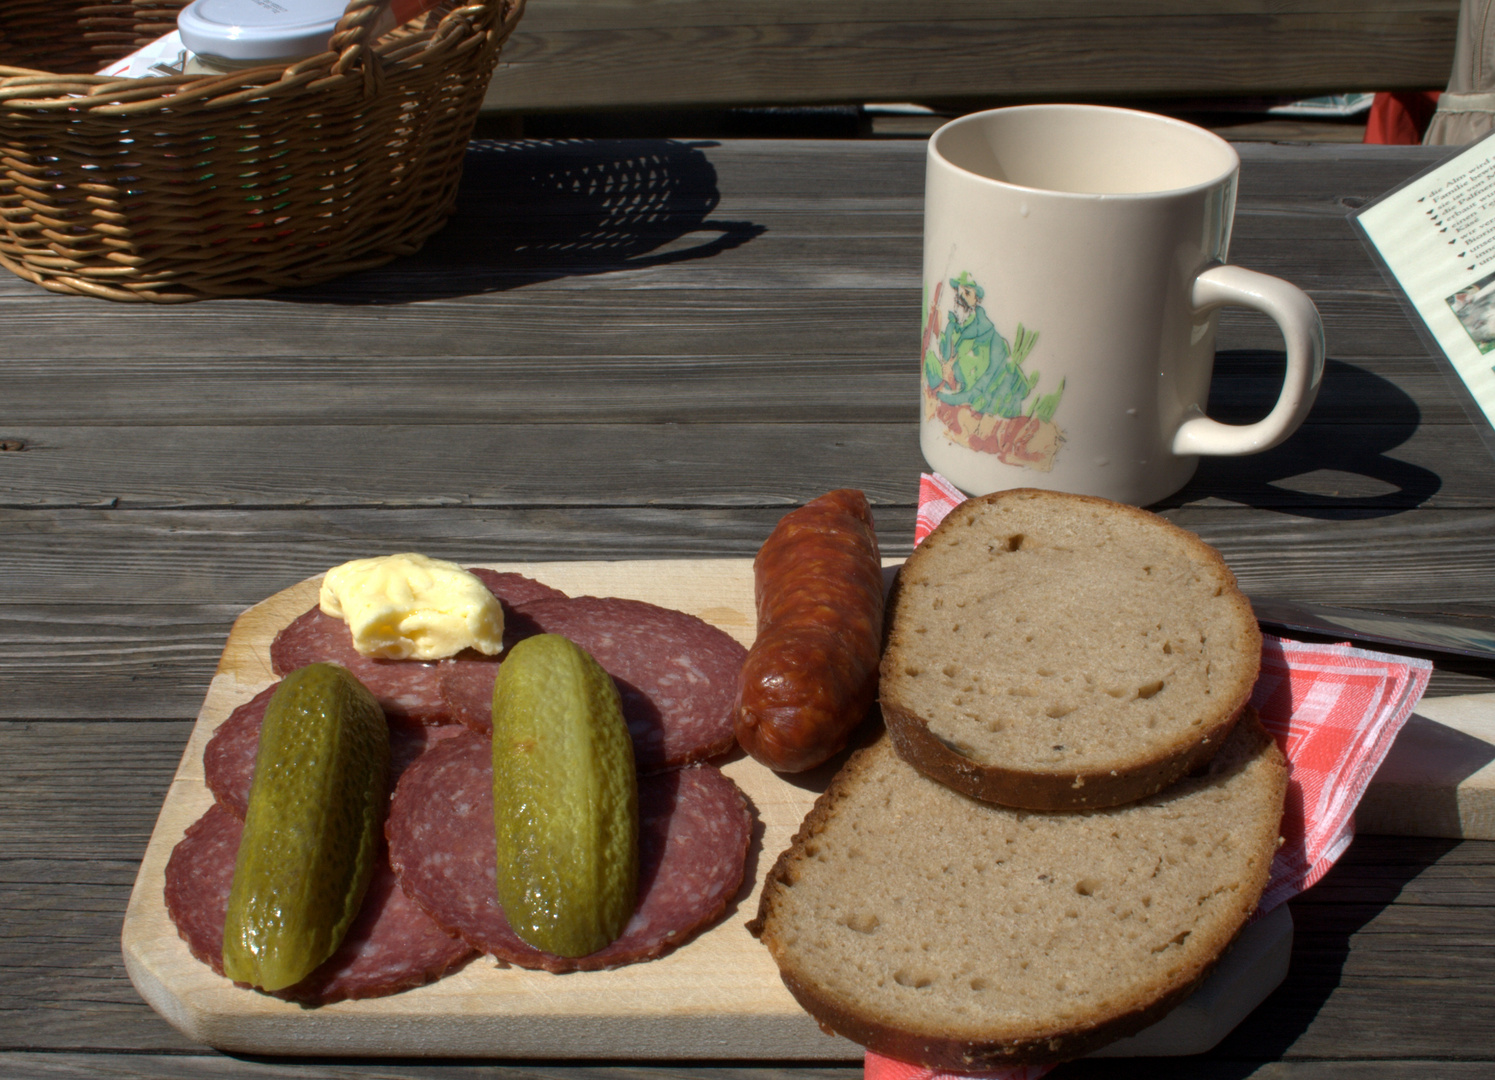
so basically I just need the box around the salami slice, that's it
[270,608,449,726]
[163,804,241,973]
[202,684,276,816]
[164,803,473,1005]
[204,687,466,819]
[269,570,564,727]
[436,657,506,733]
[386,730,752,973]
[464,568,568,610]
[439,596,746,770]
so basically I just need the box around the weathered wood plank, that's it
[0,418,1481,509]
[0,300,1445,385]
[0,722,185,865]
[0,720,199,1052]
[4,507,1495,606]
[495,1,1459,32]
[0,109,1419,394]
[0,291,1437,366]
[1069,1064,1495,1078]
[0,140,1442,310]
[1201,836,1495,1065]
[3,505,1495,722]
[1230,971,1495,1060]
[0,422,923,510]
[0,355,1467,428]
[483,2,1459,111]
[0,230,1400,303]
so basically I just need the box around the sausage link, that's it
[734,489,884,772]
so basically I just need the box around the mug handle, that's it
[1172,264,1325,456]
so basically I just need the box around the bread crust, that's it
[749,718,1287,1070]
[883,698,1248,813]
[772,959,1209,1069]
[880,488,1262,811]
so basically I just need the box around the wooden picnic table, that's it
[0,136,1491,1079]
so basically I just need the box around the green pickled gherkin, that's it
[491,633,639,957]
[222,663,389,992]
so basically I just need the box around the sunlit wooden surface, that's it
[0,139,1491,1078]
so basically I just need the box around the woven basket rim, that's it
[0,0,521,114]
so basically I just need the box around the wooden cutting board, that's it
[123,559,864,1058]
[121,558,1293,1059]
[1359,693,1495,839]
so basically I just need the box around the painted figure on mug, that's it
[922,271,1065,471]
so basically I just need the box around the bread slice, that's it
[748,716,1287,1070]
[881,489,1262,810]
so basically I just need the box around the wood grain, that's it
[0,421,1485,510]
[0,354,1468,426]
[2,137,1493,1076]
[1360,694,1495,839]
[5,505,1495,725]
[481,1,1459,111]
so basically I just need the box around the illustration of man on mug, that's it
[923,271,1065,471]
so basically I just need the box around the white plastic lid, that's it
[177,0,351,62]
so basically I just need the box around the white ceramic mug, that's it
[920,104,1324,505]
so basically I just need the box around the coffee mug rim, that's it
[928,103,1241,201]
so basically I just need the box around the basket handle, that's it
[330,0,463,53]
[329,0,395,80]
[327,0,475,87]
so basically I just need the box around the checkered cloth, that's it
[864,475,1433,1080]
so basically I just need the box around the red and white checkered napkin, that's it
[863,474,1434,1080]
[866,1059,1053,1080]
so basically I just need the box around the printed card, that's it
[1352,133,1495,458]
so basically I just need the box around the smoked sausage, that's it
[734,489,884,772]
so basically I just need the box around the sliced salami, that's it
[269,570,564,727]
[432,573,568,734]
[436,656,505,733]
[280,858,473,1006]
[439,596,746,770]
[464,568,568,610]
[270,607,449,726]
[386,730,752,973]
[163,804,241,974]
[202,684,276,816]
[164,803,473,1005]
[204,687,466,819]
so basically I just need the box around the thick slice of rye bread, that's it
[880,489,1262,810]
[748,716,1287,1070]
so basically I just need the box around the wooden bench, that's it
[483,0,1461,117]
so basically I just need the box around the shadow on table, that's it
[1168,354,1442,518]
[1058,836,1461,1080]
[275,139,766,304]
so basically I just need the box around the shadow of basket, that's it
[276,138,767,303]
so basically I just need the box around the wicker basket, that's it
[0,0,525,301]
